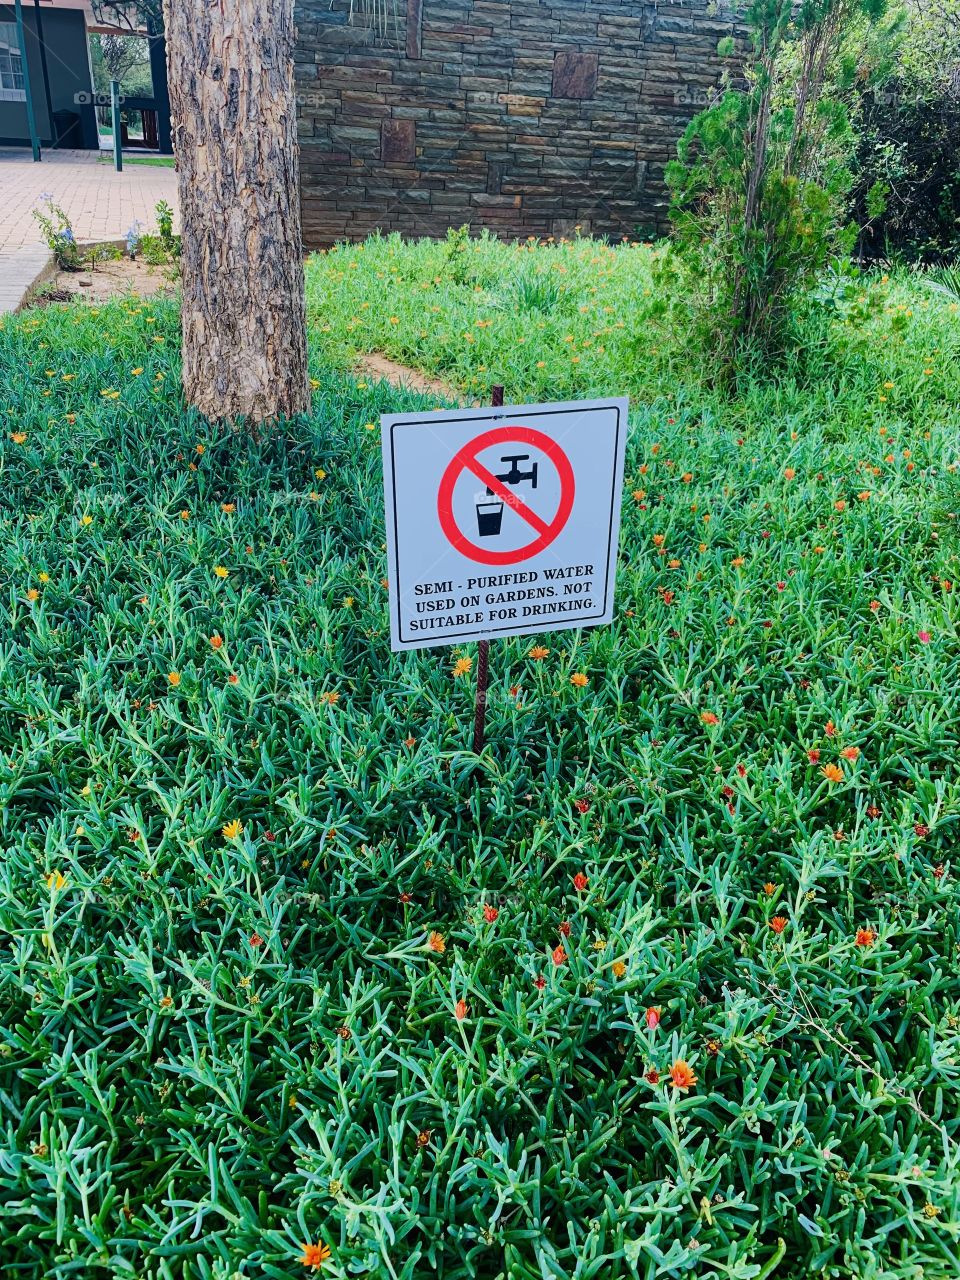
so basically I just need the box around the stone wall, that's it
[294,0,742,247]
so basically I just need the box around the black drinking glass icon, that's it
[476,454,538,537]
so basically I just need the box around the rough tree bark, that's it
[163,0,309,424]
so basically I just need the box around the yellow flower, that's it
[131,367,144,376]
[222,818,243,840]
[168,671,181,687]
[364,422,376,432]
[314,467,327,481]
[310,378,320,390]
[38,572,50,583]
[213,565,229,579]
[80,515,93,526]
[343,596,354,608]
[10,431,26,444]
[46,870,66,891]
[452,656,473,677]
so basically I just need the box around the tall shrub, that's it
[665,0,893,378]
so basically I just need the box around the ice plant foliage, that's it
[1,237,958,1278]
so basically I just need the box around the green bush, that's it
[666,0,894,379]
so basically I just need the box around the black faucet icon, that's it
[487,454,539,494]
[476,454,539,537]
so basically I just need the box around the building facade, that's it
[294,0,741,248]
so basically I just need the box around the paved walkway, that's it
[0,148,178,311]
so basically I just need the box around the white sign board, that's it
[381,396,629,651]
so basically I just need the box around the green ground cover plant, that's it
[2,235,960,1279]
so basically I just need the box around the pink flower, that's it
[645,1006,661,1030]
[918,630,931,644]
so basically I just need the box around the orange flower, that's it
[209,634,223,649]
[428,931,445,954]
[669,1059,697,1091]
[167,671,181,687]
[221,502,235,513]
[769,916,788,934]
[611,960,626,979]
[783,467,796,480]
[570,672,588,687]
[700,711,719,726]
[452,656,472,678]
[299,1242,331,1270]
[855,927,876,947]
[528,645,549,660]
[763,882,777,896]
[552,944,567,966]
[454,998,468,1021]
[840,746,860,761]
[652,534,666,547]
[821,763,844,783]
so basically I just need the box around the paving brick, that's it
[0,147,178,313]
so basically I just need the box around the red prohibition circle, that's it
[437,426,575,566]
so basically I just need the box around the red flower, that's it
[669,1059,697,1091]
[263,829,275,842]
[551,945,567,967]
[825,720,836,737]
[645,1068,660,1085]
[914,823,930,838]
[645,1006,661,1030]
[249,932,263,948]
[558,920,571,938]
[855,927,876,947]
[807,748,821,764]
[572,872,588,892]
[776,581,786,592]
[721,784,734,799]
[769,916,788,934]
[399,892,412,904]
[533,975,546,990]
[482,903,499,923]
[573,798,590,814]
[736,763,747,777]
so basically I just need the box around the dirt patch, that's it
[354,352,464,403]
[28,253,177,307]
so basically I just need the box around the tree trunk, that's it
[163,0,309,425]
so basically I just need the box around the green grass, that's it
[2,238,960,1280]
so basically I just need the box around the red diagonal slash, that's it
[463,458,551,537]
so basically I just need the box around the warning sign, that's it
[381,397,628,651]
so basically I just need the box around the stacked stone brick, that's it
[294,0,742,247]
